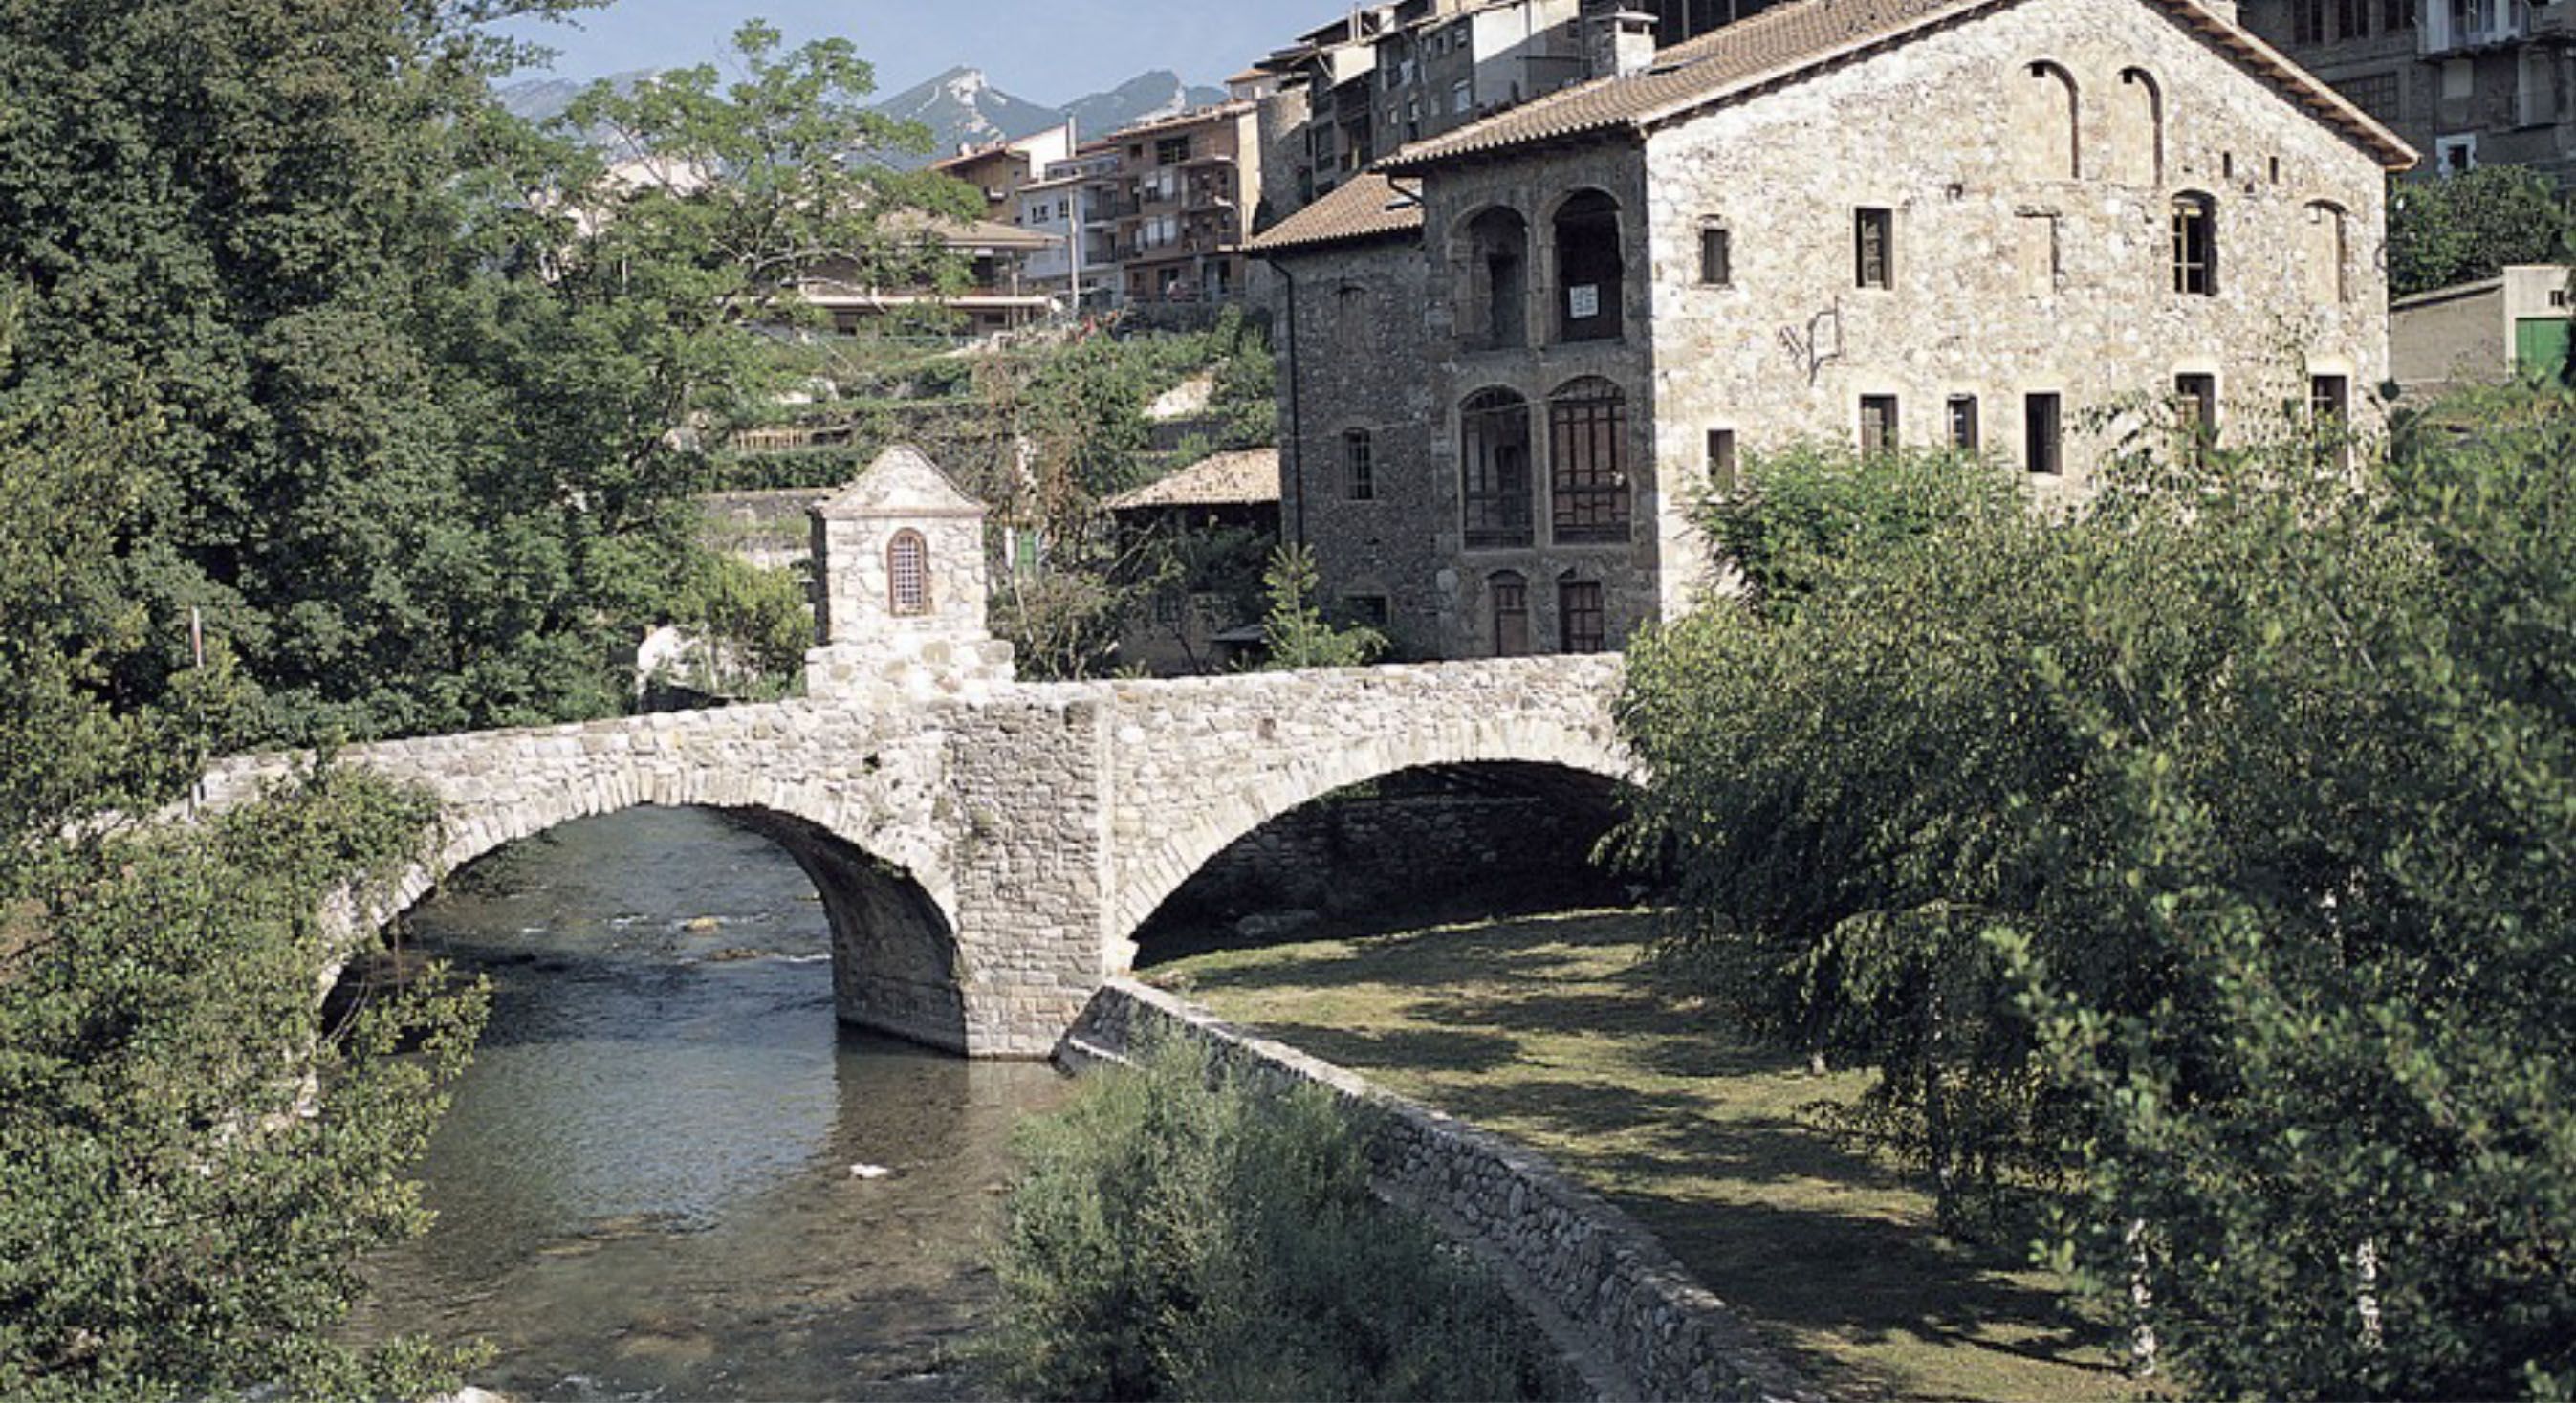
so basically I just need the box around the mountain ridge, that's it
[493,65,1232,168]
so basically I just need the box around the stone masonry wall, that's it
[1061,979,1818,1403]
[1642,0,2395,581]
[1423,142,1666,660]
[1275,236,1447,658]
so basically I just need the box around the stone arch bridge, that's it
[200,657,1630,1056]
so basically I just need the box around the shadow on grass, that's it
[1150,909,2135,1401]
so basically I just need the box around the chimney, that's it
[1586,10,1658,80]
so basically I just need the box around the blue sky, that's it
[491,0,1356,105]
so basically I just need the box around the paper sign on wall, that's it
[1568,284,1600,320]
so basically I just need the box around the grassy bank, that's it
[1143,911,2138,1403]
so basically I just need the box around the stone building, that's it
[1102,449,1284,675]
[2238,0,2571,183]
[1254,0,2415,661]
[804,445,1016,705]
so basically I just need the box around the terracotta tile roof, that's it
[1245,172,1427,255]
[1103,448,1282,511]
[1383,0,2415,174]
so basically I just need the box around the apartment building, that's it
[931,122,1080,223]
[1015,148,1122,310]
[1080,102,1266,306]
[2239,0,2574,181]
[1252,0,2412,661]
[1252,1,1801,222]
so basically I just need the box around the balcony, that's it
[2425,0,2530,53]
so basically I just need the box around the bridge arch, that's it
[1106,708,1634,960]
[207,707,971,1050]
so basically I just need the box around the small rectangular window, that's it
[1492,574,1530,657]
[1699,224,1733,286]
[2174,374,2217,462]
[1855,208,1893,291]
[2172,195,2217,296]
[1559,579,1605,655]
[1947,396,1981,452]
[1706,428,1738,494]
[1859,395,1899,456]
[1343,594,1390,629]
[2310,374,2352,471]
[1343,428,1376,501]
[2025,393,2064,477]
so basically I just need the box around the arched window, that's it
[2111,68,2165,186]
[887,530,931,617]
[1460,388,1533,549]
[1489,571,1530,657]
[2304,201,2351,305]
[1460,207,1530,349]
[1547,378,1631,544]
[2018,61,2082,182]
[2172,192,2217,296]
[1553,189,1624,343]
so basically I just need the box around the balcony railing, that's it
[2426,0,2530,53]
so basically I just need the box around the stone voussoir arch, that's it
[197,703,959,937]
[1103,660,1637,948]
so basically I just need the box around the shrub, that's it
[986,1037,1568,1402]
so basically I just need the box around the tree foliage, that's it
[987,1036,1568,1402]
[0,332,488,1399]
[1260,544,1386,671]
[1620,394,2576,1397]
[0,1,966,746]
[2388,166,2575,297]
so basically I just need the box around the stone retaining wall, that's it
[1059,978,1817,1403]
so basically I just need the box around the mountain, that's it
[874,66,1066,164]
[499,64,1233,168]
[1062,71,1231,141]
[494,70,655,125]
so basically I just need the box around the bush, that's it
[986,1037,1568,1402]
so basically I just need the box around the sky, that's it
[490,0,1358,105]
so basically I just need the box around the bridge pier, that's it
[940,691,1117,1058]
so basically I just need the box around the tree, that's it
[0,352,489,1400]
[1259,545,1386,670]
[987,1036,1565,1401]
[0,2,971,747]
[1620,395,2576,1395]
[2388,165,2575,297]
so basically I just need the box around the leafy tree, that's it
[2388,166,2575,297]
[1620,394,2576,1396]
[0,352,488,1399]
[1260,545,1386,670]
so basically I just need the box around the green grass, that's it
[1143,910,2141,1403]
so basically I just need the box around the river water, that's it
[351,807,1075,1401]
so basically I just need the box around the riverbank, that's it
[1144,910,2139,1403]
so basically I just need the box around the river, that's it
[350,807,1075,1401]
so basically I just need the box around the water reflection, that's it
[353,807,1070,1401]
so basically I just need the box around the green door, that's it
[2516,317,2572,380]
